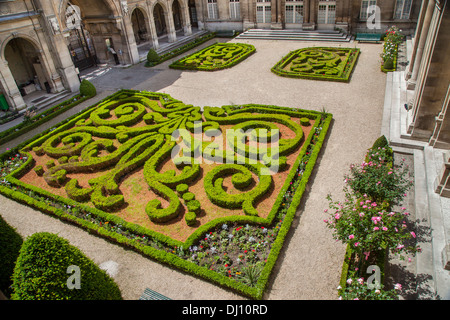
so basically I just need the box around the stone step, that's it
[23,90,73,113]
[236,29,351,42]
[156,31,210,56]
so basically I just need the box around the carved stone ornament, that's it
[121,1,129,15]
[49,17,60,34]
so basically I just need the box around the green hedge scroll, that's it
[271,47,360,83]
[0,89,332,299]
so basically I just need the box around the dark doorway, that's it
[154,3,167,37]
[131,8,149,44]
[189,0,198,28]
[172,0,183,31]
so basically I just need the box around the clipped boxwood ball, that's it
[300,117,311,126]
[11,232,122,300]
[185,211,197,226]
[147,49,160,63]
[79,79,97,98]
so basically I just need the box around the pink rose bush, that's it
[324,136,420,299]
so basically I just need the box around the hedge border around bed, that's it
[271,47,361,83]
[0,89,332,299]
[168,42,256,71]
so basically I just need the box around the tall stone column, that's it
[0,59,26,111]
[405,0,428,81]
[182,0,193,36]
[119,12,140,65]
[270,0,283,29]
[242,0,255,30]
[303,0,310,23]
[146,1,160,49]
[406,0,435,90]
[166,10,177,42]
[303,0,316,30]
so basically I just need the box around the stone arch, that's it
[152,1,169,37]
[58,0,119,23]
[168,0,192,35]
[171,0,183,31]
[1,34,54,94]
[130,6,150,44]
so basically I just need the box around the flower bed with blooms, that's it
[381,26,403,73]
[324,136,420,300]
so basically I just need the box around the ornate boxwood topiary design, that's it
[271,47,360,83]
[0,90,332,299]
[169,42,255,71]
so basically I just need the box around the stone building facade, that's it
[0,0,423,113]
[402,0,450,197]
[199,0,421,34]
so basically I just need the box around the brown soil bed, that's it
[19,114,313,243]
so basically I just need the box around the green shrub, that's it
[185,211,197,226]
[182,192,195,202]
[186,200,201,214]
[147,49,160,63]
[11,232,122,300]
[300,117,311,126]
[176,183,189,195]
[372,135,389,150]
[79,79,96,98]
[0,215,23,297]
[34,165,44,176]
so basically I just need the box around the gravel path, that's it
[0,38,386,300]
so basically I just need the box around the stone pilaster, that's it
[0,59,26,111]
[407,0,435,90]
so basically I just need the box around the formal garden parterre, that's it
[169,42,256,71]
[271,47,360,82]
[0,89,331,299]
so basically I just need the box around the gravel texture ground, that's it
[0,37,387,300]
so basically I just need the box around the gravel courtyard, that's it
[0,37,387,300]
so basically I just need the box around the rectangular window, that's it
[394,0,412,19]
[256,2,271,23]
[208,0,219,19]
[230,0,241,20]
[360,0,377,20]
[286,4,303,23]
[318,3,335,24]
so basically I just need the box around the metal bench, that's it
[139,288,171,300]
[355,33,382,43]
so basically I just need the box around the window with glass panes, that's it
[394,0,412,19]
[360,0,377,20]
[256,0,271,23]
[208,0,219,19]
[229,0,241,19]
[285,0,303,24]
[318,2,335,24]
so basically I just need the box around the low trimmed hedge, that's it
[381,44,398,73]
[169,42,256,71]
[271,47,360,83]
[145,32,216,67]
[11,232,122,300]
